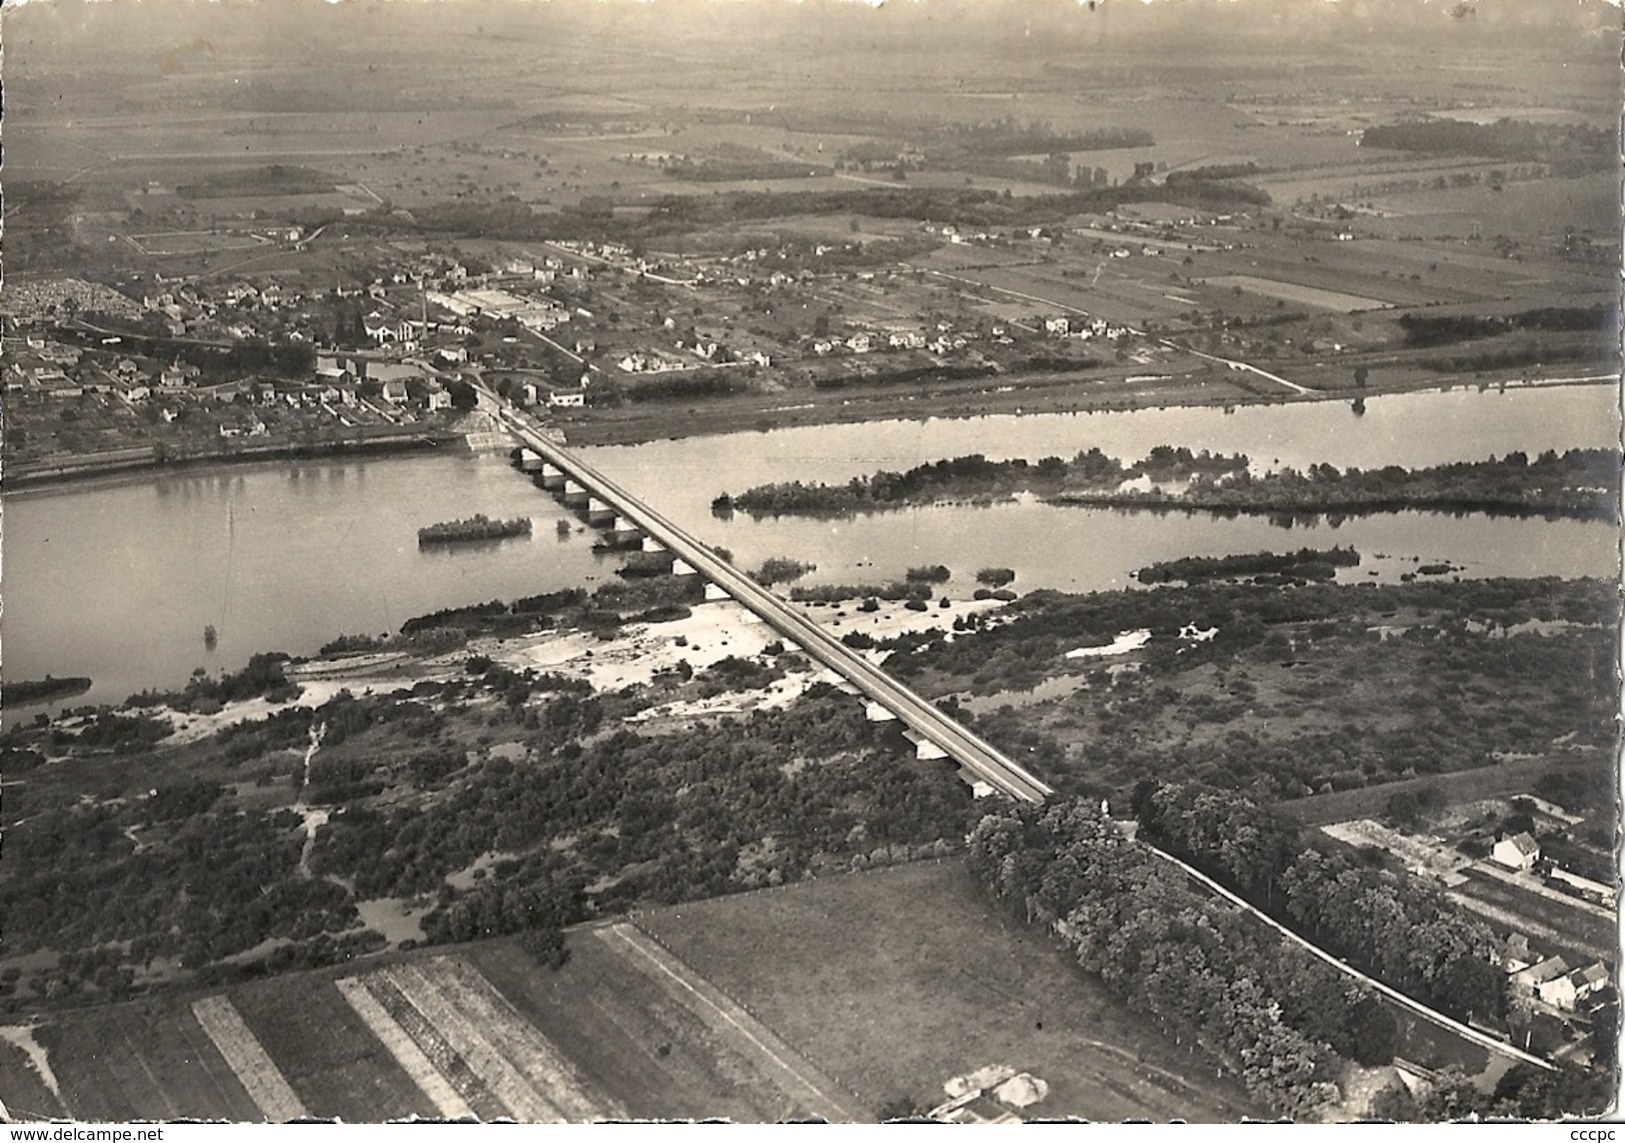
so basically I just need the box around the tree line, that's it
[1131,780,1505,1023]
[715,447,1247,517]
[967,796,1612,1122]
[1052,449,1621,523]
[968,798,1369,1118]
[1397,306,1614,349]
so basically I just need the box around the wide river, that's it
[4,382,1618,713]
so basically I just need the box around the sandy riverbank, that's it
[157,592,1009,743]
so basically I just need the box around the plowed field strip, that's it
[362,974,507,1122]
[190,996,309,1122]
[165,1012,263,1120]
[383,963,562,1121]
[421,956,620,1121]
[596,924,858,1122]
[334,977,475,1120]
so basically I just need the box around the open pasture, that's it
[1356,173,1619,243]
[128,230,270,256]
[1199,274,1390,314]
[640,860,1261,1122]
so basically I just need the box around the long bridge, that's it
[492,403,1054,804]
[493,401,1562,1075]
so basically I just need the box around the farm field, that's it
[1356,174,1621,243]
[27,999,262,1122]
[1277,757,1575,827]
[3,927,865,1123]
[639,859,1262,1122]
[1199,274,1390,314]
[128,231,270,256]
[1449,870,1615,964]
[0,862,1268,1124]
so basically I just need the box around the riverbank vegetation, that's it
[752,556,817,586]
[719,447,1618,523]
[885,575,1616,805]
[0,598,974,1010]
[1055,448,1620,522]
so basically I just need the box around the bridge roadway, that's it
[495,407,1054,804]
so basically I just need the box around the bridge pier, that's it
[864,701,898,723]
[517,448,545,473]
[703,582,731,603]
[585,497,616,524]
[910,736,949,762]
[539,463,567,491]
[561,479,590,507]
[640,536,666,554]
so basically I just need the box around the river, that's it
[3,383,1617,714]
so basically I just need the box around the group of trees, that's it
[1059,449,1620,523]
[719,447,1244,518]
[126,652,301,715]
[1131,781,1505,1023]
[967,795,1615,1120]
[1136,547,1362,586]
[1361,119,1613,172]
[1397,306,1614,349]
[0,617,981,1008]
[309,684,973,933]
[967,798,1363,1118]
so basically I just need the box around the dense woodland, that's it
[1131,781,1503,1023]
[968,798,1614,1121]
[1397,306,1614,349]
[968,798,1354,1118]
[1361,119,1614,175]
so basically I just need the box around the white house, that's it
[1513,955,1570,995]
[1492,832,1541,872]
[549,389,586,408]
